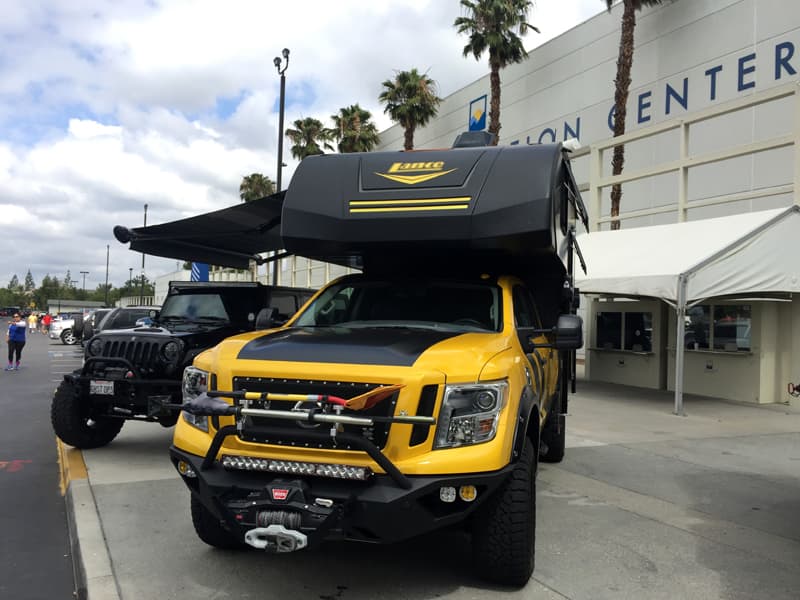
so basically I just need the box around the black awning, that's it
[113,192,285,269]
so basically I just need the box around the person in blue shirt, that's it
[6,313,26,370]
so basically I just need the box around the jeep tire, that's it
[471,437,536,586]
[540,411,566,463]
[51,379,125,448]
[191,495,245,550]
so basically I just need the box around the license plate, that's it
[90,380,114,395]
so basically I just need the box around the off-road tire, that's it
[60,329,77,345]
[540,412,566,463]
[51,379,125,448]
[72,314,84,339]
[471,437,536,586]
[190,495,245,549]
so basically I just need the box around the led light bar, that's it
[220,455,373,481]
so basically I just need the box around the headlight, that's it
[161,340,183,362]
[87,337,103,357]
[433,381,508,449]
[182,366,209,432]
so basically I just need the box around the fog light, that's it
[176,460,196,478]
[459,485,477,502]
[439,486,456,503]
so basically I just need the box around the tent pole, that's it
[674,275,687,416]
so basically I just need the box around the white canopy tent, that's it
[575,206,800,414]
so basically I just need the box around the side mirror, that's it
[554,314,583,350]
[255,307,279,330]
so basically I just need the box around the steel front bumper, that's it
[170,444,514,548]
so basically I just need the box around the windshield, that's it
[293,277,501,332]
[160,293,230,322]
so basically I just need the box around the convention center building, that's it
[374,0,800,408]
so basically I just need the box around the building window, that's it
[596,312,622,349]
[685,304,751,351]
[596,311,652,352]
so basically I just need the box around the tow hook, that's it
[244,525,308,553]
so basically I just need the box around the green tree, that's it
[285,117,334,160]
[331,104,380,153]
[455,0,538,145]
[605,0,665,229]
[379,68,441,151]
[24,270,35,292]
[239,173,275,202]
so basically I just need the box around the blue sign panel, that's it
[191,262,209,282]
[469,95,487,131]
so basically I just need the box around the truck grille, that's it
[232,377,399,450]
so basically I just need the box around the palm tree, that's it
[379,68,441,151]
[605,0,664,229]
[239,173,275,202]
[332,104,380,153]
[285,117,334,160]
[454,0,538,145]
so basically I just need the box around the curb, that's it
[58,439,121,600]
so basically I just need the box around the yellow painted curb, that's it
[57,438,88,496]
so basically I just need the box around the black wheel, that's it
[72,314,85,339]
[540,411,565,463]
[60,329,77,345]
[158,413,180,428]
[51,379,124,448]
[471,437,536,587]
[190,495,245,549]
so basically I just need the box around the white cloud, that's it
[0,0,602,291]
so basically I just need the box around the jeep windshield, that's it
[159,293,231,324]
[292,276,502,332]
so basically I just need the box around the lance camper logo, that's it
[375,161,457,185]
[469,95,487,131]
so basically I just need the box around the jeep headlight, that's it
[161,340,183,362]
[433,381,508,449]
[182,366,209,432]
[87,337,104,357]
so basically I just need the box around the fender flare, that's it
[511,384,539,463]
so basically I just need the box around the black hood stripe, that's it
[237,327,461,366]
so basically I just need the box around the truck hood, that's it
[237,326,505,368]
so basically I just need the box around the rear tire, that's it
[51,379,124,448]
[190,495,245,549]
[60,329,77,345]
[540,412,566,463]
[471,437,536,587]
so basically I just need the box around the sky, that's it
[0,0,602,292]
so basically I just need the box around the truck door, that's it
[512,285,556,413]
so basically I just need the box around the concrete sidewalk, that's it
[63,378,800,599]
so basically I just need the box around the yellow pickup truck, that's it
[156,138,587,586]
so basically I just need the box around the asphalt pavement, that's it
[58,361,800,600]
[0,331,77,600]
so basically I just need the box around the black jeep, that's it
[51,281,314,448]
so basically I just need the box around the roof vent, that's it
[452,131,496,148]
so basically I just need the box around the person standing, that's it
[7,313,26,370]
[42,312,52,334]
[27,312,37,334]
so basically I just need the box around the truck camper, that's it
[118,138,588,586]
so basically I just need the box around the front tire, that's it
[51,379,124,448]
[60,329,77,345]
[190,495,245,549]
[471,437,537,587]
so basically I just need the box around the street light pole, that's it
[104,245,109,306]
[80,271,89,292]
[273,47,290,285]
[274,47,290,192]
[140,203,148,305]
